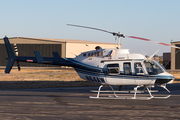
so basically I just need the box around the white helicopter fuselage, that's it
[3,36,175,99]
[72,48,174,86]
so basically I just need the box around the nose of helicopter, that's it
[155,72,175,85]
[167,73,175,84]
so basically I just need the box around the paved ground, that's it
[0,84,180,120]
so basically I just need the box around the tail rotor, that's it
[14,43,21,71]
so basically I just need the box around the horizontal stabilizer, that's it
[34,51,44,63]
[5,59,15,73]
[53,52,60,58]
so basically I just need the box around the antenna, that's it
[117,32,124,49]
[149,50,159,59]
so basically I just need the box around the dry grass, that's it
[0,69,179,82]
[168,71,180,79]
[0,69,84,81]
[0,69,99,89]
[0,69,179,89]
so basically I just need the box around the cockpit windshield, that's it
[143,60,166,75]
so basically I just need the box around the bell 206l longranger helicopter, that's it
[4,24,177,100]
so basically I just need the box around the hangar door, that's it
[175,45,180,69]
[0,44,62,67]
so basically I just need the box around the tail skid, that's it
[4,37,17,73]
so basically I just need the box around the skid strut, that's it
[133,85,170,99]
[90,85,118,98]
[133,86,154,99]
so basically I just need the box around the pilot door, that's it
[133,62,153,85]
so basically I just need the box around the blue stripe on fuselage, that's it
[67,58,103,73]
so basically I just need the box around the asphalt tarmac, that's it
[0,83,180,120]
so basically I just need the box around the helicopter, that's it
[3,24,177,100]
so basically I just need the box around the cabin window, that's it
[83,53,86,57]
[94,52,97,56]
[144,60,164,75]
[134,62,144,75]
[123,62,132,75]
[97,51,103,57]
[88,53,90,57]
[97,52,100,56]
[107,64,119,75]
[108,50,114,57]
[91,53,93,56]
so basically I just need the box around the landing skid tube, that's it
[89,85,171,100]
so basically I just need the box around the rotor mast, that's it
[113,32,125,49]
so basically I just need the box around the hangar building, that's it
[0,37,116,67]
[171,41,180,70]
[163,53,171,69]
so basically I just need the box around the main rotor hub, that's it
[112,32,125,38]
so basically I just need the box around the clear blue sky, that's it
[0,0,180,56]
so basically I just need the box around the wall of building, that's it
[0,37,65,67]
[171,43,176,70]
[175,44,180,69]
[1,37,116,67]
[171,42,180,70]
[163,53,171,69]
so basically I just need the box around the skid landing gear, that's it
[90,85,171,100]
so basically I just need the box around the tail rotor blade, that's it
[17,61,21,71]
[14,43,21,71]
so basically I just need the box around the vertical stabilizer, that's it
[4,37,17,73]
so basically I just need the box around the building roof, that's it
[171,41,180,43]
[0,37,115,44]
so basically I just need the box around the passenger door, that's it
[107,64,120,75]
[123,62,136,85]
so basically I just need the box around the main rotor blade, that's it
[127,35,180,49]
[67,24,179,49]
[67,24,113,34]
[67,24,125,37]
